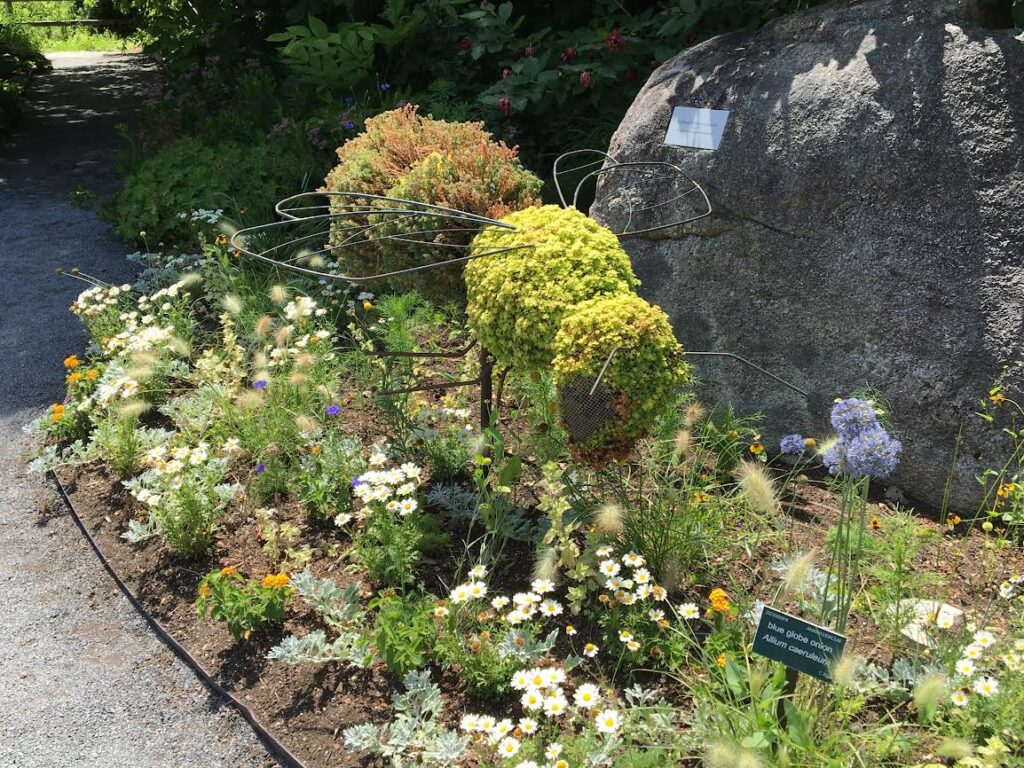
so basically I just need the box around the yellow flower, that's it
[716,653,727,668]
[197,584,212,598]
[997,482,1017,499]
[362,300,373,311]
[85,368,100,381]
[310,444,322,456]
[67,372,83,383]
[63,354,79,369]
[216,234,229,245]
[803,437,817,449]
[749,442,764,455]
[990,392,1007,406]
[869,516,883,530]
[219,565,238,577]
[947,515,961,529]
[261,572,290,589]
[709,587,731,613]
[691,491,711,504]
[51,403,65,422]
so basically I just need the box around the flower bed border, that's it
[48,469,309,768]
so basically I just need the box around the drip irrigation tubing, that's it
[47,469,310,768]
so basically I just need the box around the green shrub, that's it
[0,19,51,134]
[107,136,321,249]
[551,293,688,464]
[369,593,436,678]
[196,567,292,641]
[465,205,638,370]
[323,106,541,298]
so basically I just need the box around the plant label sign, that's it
[664,106,730,150]
[752,606,847,682]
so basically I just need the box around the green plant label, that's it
[752,606,846,682]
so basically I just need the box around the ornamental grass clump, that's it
[323,105,542,299]
[465,205,639,370]
[550,293,687,465]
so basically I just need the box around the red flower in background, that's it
[605,28,624,53]
[580,70,593,90]
[623,66,637,82]
[559,46,577,64]
[524,44,536,56]
[501,67,511,79]
[498,96,512,116]
[649,58,661,70]
[459,37,473,52]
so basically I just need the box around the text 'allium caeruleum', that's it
[823,398,902,479]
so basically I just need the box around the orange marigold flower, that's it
[198,584,212,598]
[219,565,238,577]
[63,354,79,369]
[709,587,731,612]
[261,572,290,589]
[67,372,83,383]
[310,444,322,455]
[51,403,65,422]
[85,368,100,380]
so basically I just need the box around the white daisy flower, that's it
[573,683,600,709]
[594,708,621,734]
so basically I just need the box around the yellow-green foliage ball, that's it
[465,205,639,369]
[552,294,689,465]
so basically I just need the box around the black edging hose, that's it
[47,470,309,768]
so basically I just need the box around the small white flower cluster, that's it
[266,326,334,368]
[138,439,240,484]
[283,295,325,322]
[596,547,668,607]
[486,579,563,625]
[138,277,188,311]
[946,626,1011,707]
[70,283,132,318]
[105,323,177,356]
[998,573,1023,600]
[93,371,142,407]
[461,668,620,763]
[342,455,423,527]
[179,208,224,224]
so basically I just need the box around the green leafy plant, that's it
[196,567,291,641]
[370,593,437,678]
[552,293,689,466]
[465,204,638,369]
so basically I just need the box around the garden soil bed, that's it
[53,462,1024,768]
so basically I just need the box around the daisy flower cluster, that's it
[461,666,621,764]
[412,394,476,442]
[70,283,134,318]
[264,296,336,370]
[343,452,423,527]
[128,439,241,504]
[944,625,1013,707]
[997,572,1024,601]
[595,547,667,608]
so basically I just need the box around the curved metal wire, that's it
[553,149,712,236]
[228,192,525,284]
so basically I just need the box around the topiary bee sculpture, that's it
[231,109,714,466]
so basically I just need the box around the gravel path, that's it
[0,52,278,768]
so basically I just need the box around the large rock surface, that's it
[596,0,1024,511]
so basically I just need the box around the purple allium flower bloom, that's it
[830,398,880,440]
[253,379,268,390]
[256,463,267,473]
[824,426,902,479]
[343,120,355,130]
[780,433,806,455]
[380,82,391,91]
[344,95,354,104]
[325,404,341,416]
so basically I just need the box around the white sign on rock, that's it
[664,106,730,150]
